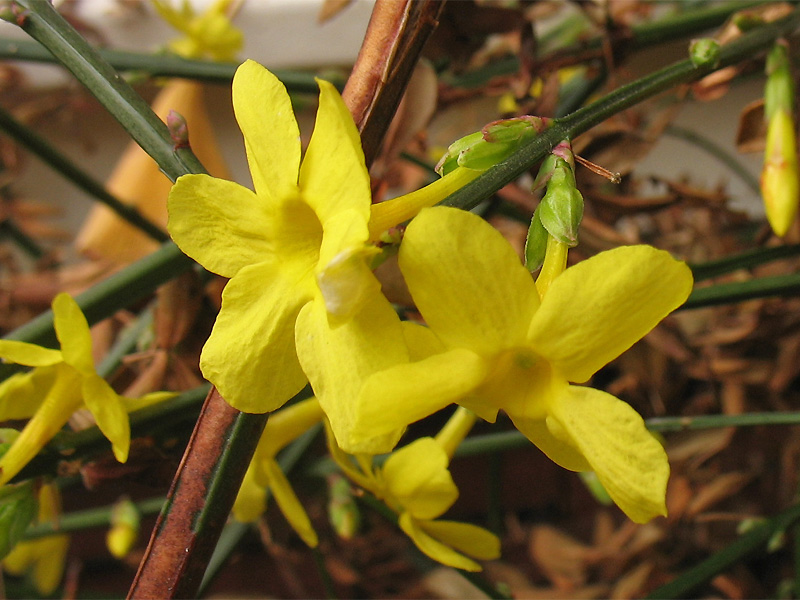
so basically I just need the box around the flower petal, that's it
[201,262,311,414]
[232,461,268,523]
[353,348,489,444]
[0,341,62,367]
[167,174,273,278]
[528,245,692,383]
[299,79,370,225]
[295,287,407,455]
[259,396,324,456]
[398,513,483,572]
[549,385,669,523]
[52,293,95,376]
[383,438,458,520]
[232,60,300,201]
[418,519,501,561]
[264,458,319,547]
[508,415,591,472]
[400,207,539,355]
[0,368,57,420]
[82,375,131,463]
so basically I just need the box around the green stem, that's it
[0,38,333,91]
[646,502,800,599]
[440,8,800,214]
[682,271,800,310]
[0,218,43,258]
[14,0,206,182]
[0,103,168,242]
[665,124,761,196]
[690,243,800,281]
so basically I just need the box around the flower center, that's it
[272,196,324,277]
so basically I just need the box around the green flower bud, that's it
[765,42,794,120]
[0,481,37,560]
[106,497,140,559]
[327,475,360,540]
[689,38,720,68]
[524,205,548,272]
[539,161,584,246]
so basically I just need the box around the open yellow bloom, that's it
[151,0,243,62]
[3,483,68,596]
[0,293,174,486]
[168,60,407,444]
[328,432,499,571]
[233,397,324,547]
[355,207,693,523]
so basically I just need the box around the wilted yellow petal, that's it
[201,263,311,414]
[549,385,669,523]
[400,207,539,356]
[167,174,274,278]
[232,60,301,202]
[528,245,692,383]
[383,438,458,520]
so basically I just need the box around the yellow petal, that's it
[401,321,445,361]
[167,174,273,278]
[383,438,458,520]
[52,293,95,376]
[264,459,319,547]
[295,288,407,455]
[398,513,483,572]
[0,369,53,420]
[82,375,131,463]
[121,391,177,414]
[299,79,370,226]
[0,341,62,367]
[202,263,310,414]
[508,415,591,472]
[30,534,69,595]
[400,207,539,355]
[259,396,324,457]
[549,385,669,523]
[233,457,269,523]
[233,60,301,202]
[354,348,489,444]
[0,365,82,486]
[418,519,501,561]
[528,245,692,383]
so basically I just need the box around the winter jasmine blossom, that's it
[233,397,324,547]
[327,429,499,571]
[354,207,693,523]
[0,293,174,486]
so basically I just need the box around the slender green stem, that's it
[682,271,800,310]
[646,502,800,599]
[0,103,167,242]
[14,0,206,182]
[0,37,338,92]
[665,124,761,196]
[95,309,154,378]
[440,8,800,214]
[23,496,165,540]
[690,244,800,281]
[454,411,800,458]
[0,218,43,258]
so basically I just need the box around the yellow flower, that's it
[151,0,243,62]
[168,60,407,451]
[328,431,499,572]
[233,397,323,547]
[355,207,693,523]
[0,293,174,486]
[3,483,68,596]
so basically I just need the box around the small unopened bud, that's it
[106,497,140,559]
[761,109,799,236]
[538,161,584,246]
[327,475,360,540]
[167,109,189,150]
[689,38,720,68]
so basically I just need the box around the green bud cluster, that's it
[525,142,584,270]
[689,38,721,68]
[436,116,550,176]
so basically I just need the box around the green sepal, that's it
[0,480,38,560]
[327,475,361,540]
[524,205,548,272]
[765,43,794,120]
